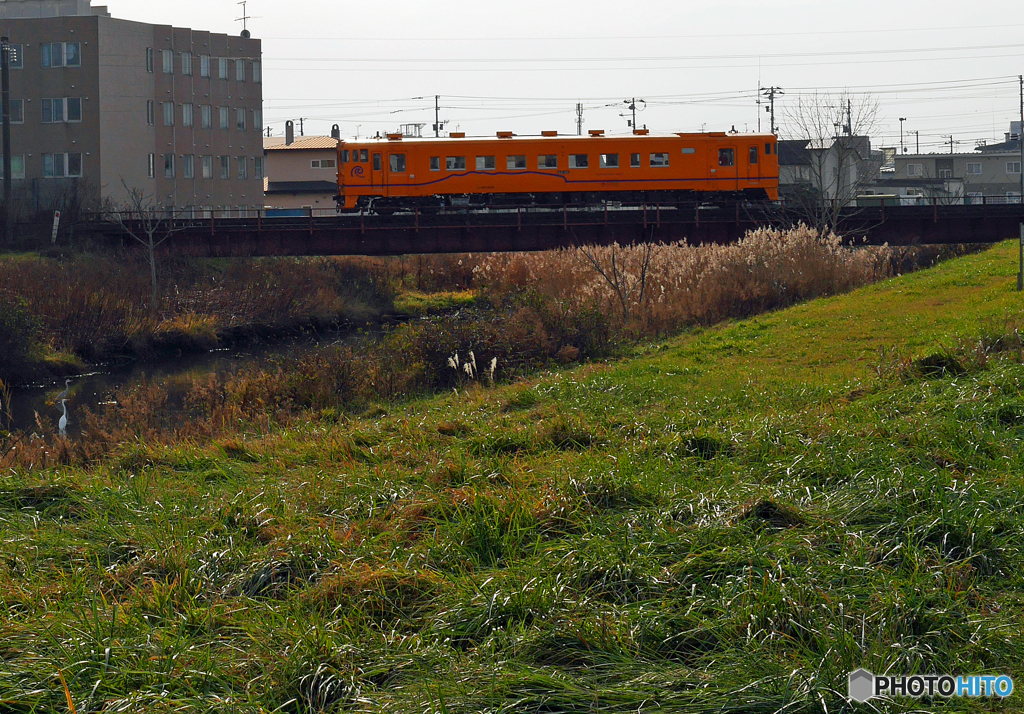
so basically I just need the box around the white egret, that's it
[58,399,68,436]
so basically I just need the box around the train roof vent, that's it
[450,132,466,138]
[588,129,605,136]
[633,128,650,135]
[386,133,403,141]
[541,130,558,137]
[497,131,514,138]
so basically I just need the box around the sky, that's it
[104,0,1024,154]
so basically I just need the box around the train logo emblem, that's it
[350,166,365,178]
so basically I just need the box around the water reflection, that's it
[5,331,370,436]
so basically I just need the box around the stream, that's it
[4,328,378,437]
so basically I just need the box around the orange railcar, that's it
[334,130,778,210]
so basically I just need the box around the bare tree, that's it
[106,181,188,309]
[575,236,658,323]
[781,91,882,232]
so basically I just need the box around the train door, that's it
[371,151,384,192]
[746,144,761,185]
[715,145,739,192]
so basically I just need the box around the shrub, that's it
[0,294,42,379]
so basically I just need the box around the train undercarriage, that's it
[338,188,774,214]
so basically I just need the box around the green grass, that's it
[3,242,1024,712]
[392,288,481,316]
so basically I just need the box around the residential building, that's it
[777,135,883,203]
[263,135,339,211]
[890,127,1022,204]
[0,0,264,218]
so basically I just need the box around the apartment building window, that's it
[253,109,262,131]
[966,162,982,175]
[200,54,211,77]
[236,108,246,130]
[200,104,212,129]
[182,103,193,127]
[182,154,194,179]
[163,102,174,126]
[42,42,80,68]
[254,156,264,178]
[146,47,154,73]
[236,156,248,179]
[218,57,228,80]
[162,49,173,73]
[907,163,923,177]
[164,153,175,178]
[219,106,229,130]
[1008,162,1022,175]
[7,44,23,69]
[219,155,230,179]
[181,51,192,76]
[0,99,24,124]
[43,152,82,178]
[235,59,245,81]
[201,155,213,179]
[146,100,155,126]
[252,60,261,83]
[41,97,64,123]
[147,153,155,178]
[0,155,26,179]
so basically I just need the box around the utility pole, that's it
[576,102,584,136]
[1018,75,1023,291]
[946,135,954,154]
[264,126,271,138]
[899,117,906,154]
[298,117,305,137]
[622,98,645,130]
[760,86,783,135]
[913,130,920,154]
[1,37,12,246]
[434,95,440,137]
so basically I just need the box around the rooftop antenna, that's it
[236,1,252,35]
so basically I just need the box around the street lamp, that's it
[899,117,907,154]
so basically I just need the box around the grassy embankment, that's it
[2,241,1024,712]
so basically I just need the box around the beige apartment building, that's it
[263,135,339,211]
[0,0,264,218]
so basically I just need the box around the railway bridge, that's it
[78,200,1024,257]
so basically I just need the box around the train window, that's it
[539,154,558,169]
[507,155,527,169]
[765,143,772,156]
[476,156,496,170]
[749,146,758,164]
[373,153,382,170]
[650,153,670,167]
[718,148,735,167]
[390,154,406,172]
[569,154,589,169]
[360,149,368,162]
[681,148,696,155]
[340,150,349,163]
[446,156,467,170]
[630,153,641,168]
[430,157,441,171]
[600,154,619,168]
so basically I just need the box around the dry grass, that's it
[476,226,892,337]
[0,253,394,370]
